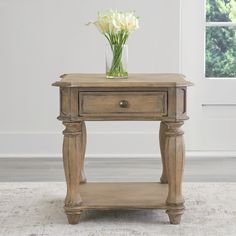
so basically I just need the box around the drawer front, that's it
[79,92,167,117]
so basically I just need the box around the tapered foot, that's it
[67,212,82,224]
[167,213,181,224]
[166,203,185,224]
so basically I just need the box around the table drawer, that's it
[79,92,167,116]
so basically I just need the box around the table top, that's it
[52,73,193,88]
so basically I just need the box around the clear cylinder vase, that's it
[106,44,128,79]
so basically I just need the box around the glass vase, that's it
[106,44,128,79]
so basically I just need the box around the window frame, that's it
[204,0,236,79]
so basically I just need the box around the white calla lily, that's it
[88,10,139,35]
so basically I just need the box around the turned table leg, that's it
[164,121,185,224]
[159,121,168,184]
[80,121,87,184]
[62,121,86,224]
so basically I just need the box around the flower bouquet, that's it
[88,10,139,78]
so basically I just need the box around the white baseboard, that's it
[0,152,236,159]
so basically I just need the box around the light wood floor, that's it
[0,157,235,182]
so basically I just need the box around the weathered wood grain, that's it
[79,92,167,117]
[159,121,168,184]
[52,73,193,88]
[63,122,85,224]
[53,73,192,225]
[164,121,185,224]
[80,121,87,184]
[64,182,168,211]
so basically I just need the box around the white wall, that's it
[2,0,233,158]
[0,0,182,157]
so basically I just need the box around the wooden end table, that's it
[52,73,192,225]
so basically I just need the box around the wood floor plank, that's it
[0,157,235,182]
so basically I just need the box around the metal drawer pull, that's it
[119,100,129,108]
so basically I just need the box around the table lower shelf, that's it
[65,182,168,212]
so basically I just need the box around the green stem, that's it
[106,31,129,77]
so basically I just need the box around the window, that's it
[205,0,236,78]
